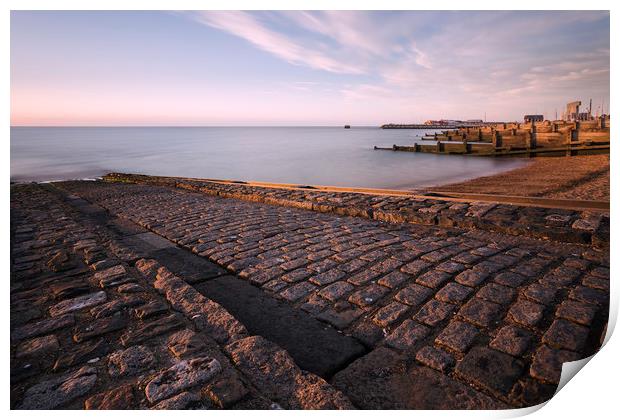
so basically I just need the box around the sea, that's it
[10,126,528,190]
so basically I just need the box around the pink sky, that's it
[11,11,610,125]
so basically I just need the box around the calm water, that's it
[10,127,527,189]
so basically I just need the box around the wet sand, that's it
[431,155,610,201]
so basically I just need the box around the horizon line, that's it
[10,124,386,128]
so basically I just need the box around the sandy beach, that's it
[431,155,610,201]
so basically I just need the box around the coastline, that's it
[9,126,525,188]
[429,155,610,201]
[11,155,609,203]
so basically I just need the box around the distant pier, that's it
[381,123,459,129]
[380,121,494,129]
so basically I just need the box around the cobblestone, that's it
[73,313,128,342]
[522,283,557,305]
[372,302,410,327]
[120,313,185,346]
[556,300,598,326]
[19,366,98,409]
[508,299,546,327]
[48,291,107,317]
[54,338,109,371]
[455,269,489,287]
[530,345,581,384]
[280,282,317,302]
[16,334,59,359]
[348,284,390,307]
[12,314,75,341]
[377,271,410,288]
[10,179,609,410]
[490,325,532,356]
[570,285,608,305]
[225,336,353,409]
[476,283,516,305]
[85,384,138,409]
[152,391,203,409]
[493,271,527,288]
[435,282,473,304]
[394,283,433,306]
[414,299,456,327]
[435,321,479,353]
[458,298,503,328]
[456,347,524,398]
[384,320,430,350]
[145,357,222,403]
[107,345,156,377]
[317,281,354,302]
[415,346,455,372]
[542,319,590,352]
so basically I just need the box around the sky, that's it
[10,10,610,126]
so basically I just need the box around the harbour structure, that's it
[564,101,583,121]
[375,116,610,157]
[381,119,488,129]
[564,100,599,122]
[524,115,544,123]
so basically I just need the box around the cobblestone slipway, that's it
[10,177,609,409]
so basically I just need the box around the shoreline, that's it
[429,155,610,201]
[9,126,524,189]
[10,155,609,203]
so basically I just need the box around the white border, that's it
[4,1,616,419]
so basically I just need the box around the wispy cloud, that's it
[11,10,610,125]
[183,10,609,120]
[283,11,390,57]
[187,11,365,74]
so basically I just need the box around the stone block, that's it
[145,357,222,403]
[435,320,479,353]
[19,366,98,409]
[108,345,156,377]
[456,347,524,397]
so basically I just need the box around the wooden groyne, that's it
[376,117,610,157]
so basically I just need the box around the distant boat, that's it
[344,125,351,129]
